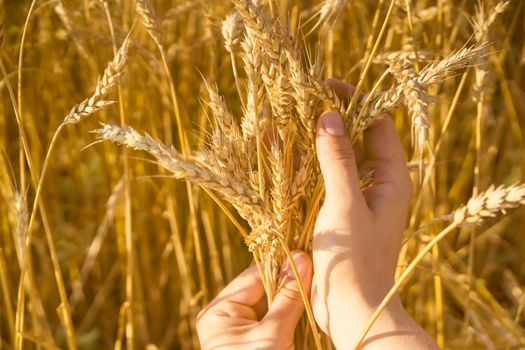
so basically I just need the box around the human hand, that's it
[196,251,313,350]
[311,80,438,349]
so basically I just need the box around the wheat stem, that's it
[16,0,37,192]
[102,4,135,347]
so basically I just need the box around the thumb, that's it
[262,251,313,334]
[316,111,362,207]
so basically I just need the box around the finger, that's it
[200,264,266,321]
[262,251,313,334]
[316,111,364,208]
[362,117,412,212]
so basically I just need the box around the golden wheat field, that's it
[1,0,525,349]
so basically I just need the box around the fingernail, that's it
[318,112,345,136]
[287,252,309,279]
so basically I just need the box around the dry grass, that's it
[1,0,525,349]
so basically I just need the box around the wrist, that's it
[328,293,407,349]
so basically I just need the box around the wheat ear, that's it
[453,184,525,226]
[135,0,162,47]
[391,60,429,157]
[94,124,264,216]
[222,12,244,53]
[64,37,130,125]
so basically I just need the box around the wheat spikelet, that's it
[64,37,130,125]
[13,191,28,259]
[471,1,510,43]
[234,0,343,132]
[233,1,294,131]
[205,82,242,140]
[244,221,282,266]
[310,0,348,31]
[306,79,344,113]
[289,155,313,204]
[222,12,244,53]
[352,87,402,134]
[94,123,264,220]
[264,67,294,130]
[470,3,508,102]
[374,49,434,65]
[391,59,429,154]
[136,0,162,47]
[288,52,322,137]
[269,144,291,234]
[453,184,525,226]
[232,0,281,62]
[240,28,265,140]
[201,83,251,180]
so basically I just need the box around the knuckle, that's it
[279,286,303,304]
